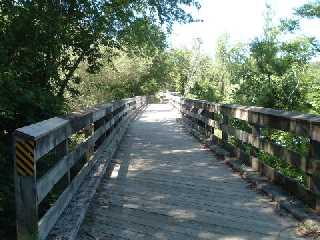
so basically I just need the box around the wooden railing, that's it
[168,93,320,210]
[14,96,148,240]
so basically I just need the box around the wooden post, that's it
[14,135,38,240]
[84,125,94,160]
[209,111,215,145]
[251,125,261,171]
[222,114,229,147]
[55,140,69,183]
[309,139,320,211]
[251,125,261,136]
[94,117,106,150]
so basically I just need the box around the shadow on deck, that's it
[76,104,302,240]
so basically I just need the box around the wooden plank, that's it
[13,95,145,240]
[181,97,320,141]
[36,105,132,203]
[184,109,309,173]
[17,101,126,162]
[36,137,96,203]
[38,108,133,239]
[225,126,308,172]
[15,117,70,141]
[77,103,301,240]
[55,140,69,183]
[15,117,72,161]
[92,103,112,122]
[46,111,134,240]
[180,109,319,208]
[65,110,94,133]
[38,154,97,240]
[309,139,320,210]
[183,102,311,176]
[36,107,129,204]
[15,175,39,240]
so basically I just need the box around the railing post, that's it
[208,105,215,144]
[221,114,229,147]
[94,117,106,150]
[309,139,320,211]
[250,125,261,171]
[55,140,69,183]
[202,104,208,138]
[14,135,38,240]
[84,124,94,160]
[251,125,261,136]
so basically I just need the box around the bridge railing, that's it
[168,93,320,211]
[14,96,148,240]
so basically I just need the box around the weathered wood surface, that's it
[77,104,302,240]
[14,96,148,240]
[44,107,144,240]
[174,94,320,209]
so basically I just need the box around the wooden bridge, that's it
[13,94,320,240]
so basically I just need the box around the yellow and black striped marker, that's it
[15,139,35,176]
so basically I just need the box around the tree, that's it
[0,0,201,133]
[296,1,320,18]
[229,5,318,111]
[164,49,194,95]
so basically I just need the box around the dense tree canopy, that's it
[296,0,320,18]
[0,0,200,133]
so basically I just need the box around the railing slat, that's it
[16,117,70,141]
[38,152,96,240]
[168,92,319,210]
[14,96,148,240]
[38,105,136,240]
[36,103,132,203]
[36,137,95,203]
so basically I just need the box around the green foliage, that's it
[229,118,252,133]
[229,136,307,185]
[296,1,320,19]
[67,51,170,109]
[0,0,200,133]
[257,151,307,185]
[167,49,193,95]
[306,62,320,114]
[229,26,317,111]
[0,1,201,238]
[263,130,310,156]
[279,18,300,33]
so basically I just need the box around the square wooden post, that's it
[309,139,320,211]
[222,114,229,147]
[55,140,69,183]
[14,135,38,240]
[251,125,261,171]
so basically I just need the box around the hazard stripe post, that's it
[14,136,38,240]
[16,139,35,176]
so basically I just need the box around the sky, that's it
[169,0,320,59]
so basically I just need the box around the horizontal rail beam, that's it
[167,92,320,210]
[14,95,149,240]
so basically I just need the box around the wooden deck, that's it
[76,104,302,240]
